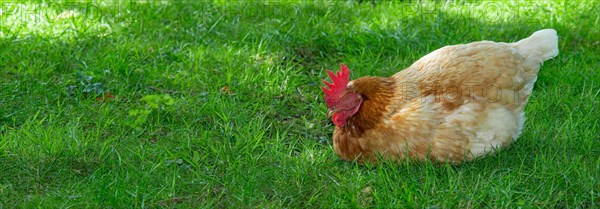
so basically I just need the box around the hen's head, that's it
[321,64,363,127]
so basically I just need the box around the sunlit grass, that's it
[1,1,598,208]
[0,1,128,39]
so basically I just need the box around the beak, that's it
[327,109,336,118]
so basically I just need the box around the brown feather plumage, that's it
[324,29,559,164]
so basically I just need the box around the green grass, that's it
[0,0,598,208]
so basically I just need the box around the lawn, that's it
[0,0,598,208]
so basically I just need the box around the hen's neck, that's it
[343,77,396,136]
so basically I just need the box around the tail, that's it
[511,29,559,109]
[511,29,559,70]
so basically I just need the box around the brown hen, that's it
[322,29,559,164]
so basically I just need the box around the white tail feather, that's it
[511,29,559,69]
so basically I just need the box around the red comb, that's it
[321,63,350,108]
